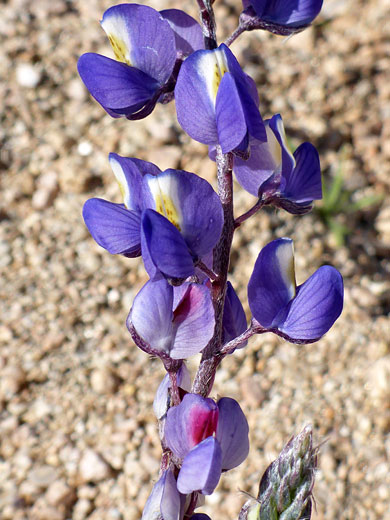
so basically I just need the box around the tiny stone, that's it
[0,365,26,399]
[46,479,76,507]
[16,63,41,88]
[90,368,118,395]
[79,449,111,483]
[78,141,93,156]
[27,465,59,489]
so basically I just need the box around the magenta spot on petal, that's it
[188,401,219,448]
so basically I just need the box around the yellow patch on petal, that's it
[199,49,230,105]
[107,34,131,65]
[110,156,130,208]
[148,176,182,231]
[117,180,127,204]
[286,255,296,297]
[154,194,181,231]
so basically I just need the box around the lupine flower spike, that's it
[79,0,343,518]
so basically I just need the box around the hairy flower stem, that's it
[192,147,234,397]
[235,199,265,227]
[168,370,182,407]
[196,0,218,49]
[225,25,247,47]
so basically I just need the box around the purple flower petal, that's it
[129,279,174,354]
[161,468,186,520]
[78,53,159,116]
[171,283,214,360]
[83,198,141,256]
[177,437,222,495]
[248,0,323,27]
[141,209,195,280]
[278,265,343,342]
[101,4,177,84]
[160,9,204,56]
[222,282,247,346]
[215,72,247,154]
[283,142,322,203]
[129,281,213,360]
[142,468,183,520]
[248,238,296,328]
[222,45,266,143]
[165,394,219,460]
[109,153,161,211]
[175,49,219,146]
[143,169,223,258]
[233,139,275,196]
[142,470,166,520]
[216,397,249,470]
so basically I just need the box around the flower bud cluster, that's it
[79,2,340,519]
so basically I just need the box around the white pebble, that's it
[16,63,41,88]
[79,449,111,483]
[78,141,93,156]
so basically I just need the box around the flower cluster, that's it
[79,2,342,519]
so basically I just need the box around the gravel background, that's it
[1,0,390,519]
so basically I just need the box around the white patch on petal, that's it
[276,239,296,299]
[110,156,130,208]
[265,122,282,170]
[275,116,296,169]
[101,14,132,65]
[146,173,183,231]
[197,48,229,106]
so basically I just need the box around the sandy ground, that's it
[1,0,390,518]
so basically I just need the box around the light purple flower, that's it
[78,5,203,119]
[175,43,266,154]
[83,154,223,280]
[248,238,343,343]
[142,467,185,520]
[128,279,215,360]
[164,394,249,495]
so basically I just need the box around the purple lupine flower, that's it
[78,5,203,120]
[242,0,323,33]
[164,394,249,495]
[248,238,343,343]
[234,114,322,214]
[128,279,215,360]
[83,154,223,280]
[142,467,185,520]
[175,43,266,154]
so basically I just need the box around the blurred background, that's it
[0,0,389,518]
